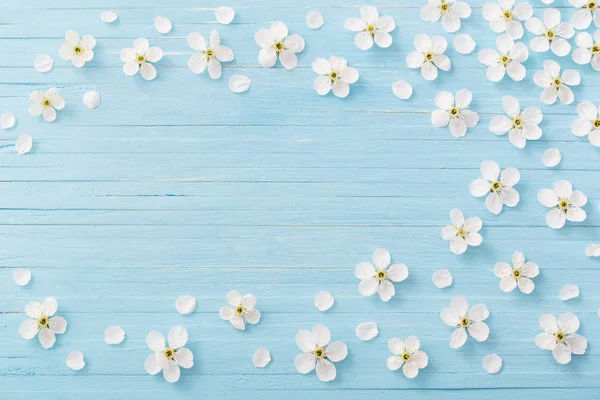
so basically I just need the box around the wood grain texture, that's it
[1,0,599,398]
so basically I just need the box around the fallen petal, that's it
[586,244,600,257]
[154,16,172,34]
[252,347,271,368]
[1,113,16,130]
[229,75,252,93]
[83,91,101,109]
[15,134,32,155]
[482,354,502,374]
[542,148,561,167]
[104,325,126,344]
[392,80,413,100]
[559,284,579,301]
[66,351,85,371]
[356,322,379,341]
[12,269,31,286]
[34,54,53,73]
[100,11,118,23]
[175,295,197,315]
[453,33,476,55]
[306,11,324,29]
[314,291,334,311]
[432,269,453,288]
[215,7,235,24]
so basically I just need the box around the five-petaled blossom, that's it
[535,313,587,364]
[344,5,396,50]
[469,160,520,215]
[355,248,409,302]
[493,251,539,294]
[120,38,163,81]
[58,30,95,67]
[255,21,305,69]
[312,56,359,98]
[572,30,600,71]
[569,0,600,30]
[29,88,65,122]
[19,297,67,349]
[421,0,472,33]
[572,101,600,146]
[441,296,490,348]
[406,34,451,80]
[478,34,528,82]
[431,89,479,138]
[386,337,428,378]
[482,0,533,39]
[219,290,261,330]
[525,8,574,57]
[144,326,193,383]
[441,209,483,254]
[294,324,348,382]
[187,30,234,79]
[533,60,581,105]
[489,95,543,148]
[538,180,587,229]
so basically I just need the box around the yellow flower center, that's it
[585,1,597,9]
[545,30,555,42]
[235,305,244,316]
[440,0,450,12]
[490,180,502,193]
[425,52,434,61]
[593,118,600,128]
[38,316,49,329]
[555,331,566,342]
[273,41,285,52]
[73,46,83,54]
[460,317,470,328]
[329,71,339,82]
[512,117,523,128]
[137,55,146,64]
[503,10,513,20]
[164,348,176,359]
[376,270,387,281]
[204,49,215,59]
[553,77,561,87]
[449,107,460,117]
[456,227,466,239]
[313,347,326,359]
[43,99,51,106]
[512,269,521,278]
[366,24,376,35]
[499,54,511,65]
[401,352,412,362]
[558,198,570,213]
[592,44,600,53]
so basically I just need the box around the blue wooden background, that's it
[1,0,599,398]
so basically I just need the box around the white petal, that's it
[354,31,374,50]
[489,116,512,135]
[568,334,587,355]
[154,16,172,34]
[244,308,261,324]
[455,88,472,109]
[451,295,469,315]
[66,351,85,371]
[450,327,467,348]
[315,359,336,382]
[402,362,419,378]
[355,322,378,341]
[538,189,558,207]
[228,75,251,93]
[499,277,517,292]
[585,244,600,257]
[378,279,395,302]
[34,54,53,73]
[387,356,404,371]
[536,332,557,350]
[559,284,579,301]
[372,248,391,269]
[453,33,476,54]
[175,295,196,315]
[295,352,316,374]
[387,263,408,282]
[13,269,31,286]
[100,11,118,23]
[279,50,298,70]
[435,90,454,110]
[325,341,348,362]
[449,118,467,137]
[432,110,450,127]
[312,324,331,347]
[470,179,490,197]
[540,313,559,333]
[553,344,572,364]
[432,269,452,288]
[252,348,271,368]
[314,291,334,311]
[163,363,181,383]
[468,321,490,341]
[344,17,367,32]
[15,134,33,155]
[104,325,125,344]
[306,11,324,29]
[517,277,535,294]
[140,63,157,81]
[19,319,38,339]
[296,329,316,352]
[358,278,379,297]
[392,80,412,100]
[146,331,166,352]
[1,112,15,130]
[542,148,561,167]
[215,7,235,24]
[355,262,376,280]
[38,329,56,349]
[469,304,489,321]
[482,354,502,374]
[82,91,100,110]
[546,208,566,229]
[480,160,500,181]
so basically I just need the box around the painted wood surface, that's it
[1,0,599,398]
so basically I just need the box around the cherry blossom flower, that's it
[572,101,600,146]
[386,337,428,378]
[478,34,528,82]
[355,248,408,302]
[535,313,587,364]
[19,297,67,349]
[29,88,64,122]
[537,180,587,229]
[572,30,600,70]
[120,38,163,81]
[294,324,347,382]
[144,326,193,383]
[441,296,490,348]
[421,0,472,33]
[469,160,520,214]
[406,34,451,80]
[344,5,396,50]
[493,251,539,293]
[441,209,483,254]
[58,30,95,67]
[219,290,261,330]
[187,30,234,79]
[489,95,543,148]
[431,89,479,138]
[525,9,574,57]
[255,21,304,69]
[569,0,600,30]
[312,56,359,98]
[533,60,580,105]
[482,0,533,39]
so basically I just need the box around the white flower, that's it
[478,34,528,82]
[526,9,574,57]
[344,5,396,50]
[572,101,600,146]
[312,56,359,98]
[482,0,533,39]
[441,296,490,348]
[355,248,408,302]
[386,337,428,378]
[421,0,472,33]
[569,0,600,30]
[255,21,305,69]
[144,326,193,383]
[493,251,539,293]
[469,160,520,214]
[19,297,67,349]
[431,89,479,138]
[294,324,347,382]
[58,30,95,67]
[535,313,587,364]
[533,60,580,105]
[489,95,543,148]
[120,38,163,81]
[572,30,600,70]
[29,88,64,122]
[187,30,234,79]
[441,209,483,255]
[219,290,261,330]
[537,180,587,229]
[406,34,451,80]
